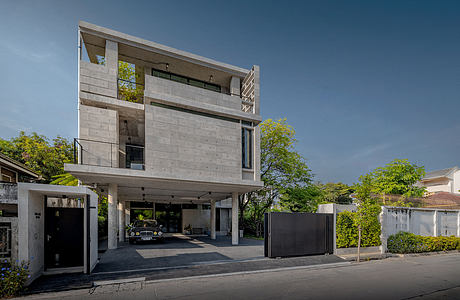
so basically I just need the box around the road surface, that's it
[21,253,460,300]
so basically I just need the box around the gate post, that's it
[232,192,239,245]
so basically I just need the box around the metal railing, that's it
[73,138,145,170]
[117,78,145,104]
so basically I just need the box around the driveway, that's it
[93,235,265,273]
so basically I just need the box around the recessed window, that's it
[152,68,221,93]
[242,127,253,169]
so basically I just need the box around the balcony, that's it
[73,138,145,170]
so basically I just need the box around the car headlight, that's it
[158,231,163,236]
[135,232,140,236]
[130,232,134,237]
[154,232,157,235]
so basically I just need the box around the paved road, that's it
[20,253,460,300]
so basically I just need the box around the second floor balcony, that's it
[73,138,145,170]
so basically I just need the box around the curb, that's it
[393,250,460,258]
[142,261,353,285]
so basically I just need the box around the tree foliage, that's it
[317,182,353,204]
[0,132,73,183]
[369,159,426,199]
[243,118,313,236]
[278,185,323,213]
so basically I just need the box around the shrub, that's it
[0,260,30,298]
[336,210,381,248]
[387,231,460,254]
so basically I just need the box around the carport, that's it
[93,234,264,274]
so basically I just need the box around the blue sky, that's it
[0,0,459,184]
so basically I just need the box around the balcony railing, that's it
[117,78,144,104]
[73,138,145,170]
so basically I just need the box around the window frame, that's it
[241,125,253,170]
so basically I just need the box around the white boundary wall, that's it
[318,204,460,254]
[380,206,460,253]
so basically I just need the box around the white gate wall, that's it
[380,207,460,253]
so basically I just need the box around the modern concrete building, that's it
[420,166,460,194]
[65,21,263,249]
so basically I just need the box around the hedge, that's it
[336,210,381,248]
[387,231,460,254]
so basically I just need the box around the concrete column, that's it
[125,201,131,226]
[108,183,118,249]
[433,210,438,237]
[210,200,216,240]
[457,211,460,237]
[232,192,239,245]
[118,200,125,242]
[230,76,241,96]
[105,40,118,76]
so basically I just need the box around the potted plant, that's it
[184,224,192,235]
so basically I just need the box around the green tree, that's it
[0,132,73,183]
[279,185,323,212]
[243,118,313,236]
[353,173,381,262]
[317,182,354,204]
[369,159,426,204]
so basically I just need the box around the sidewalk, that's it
[25,254,345,295]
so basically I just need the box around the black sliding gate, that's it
[264,212,334,258]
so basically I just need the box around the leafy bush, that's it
[387,231,460,254]
[0,260,30,298]
[336,210,381,248]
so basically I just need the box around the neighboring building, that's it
[0,154,98,282]
[419,166,460,194]
[0,152,39,183]
[65,21,263,249]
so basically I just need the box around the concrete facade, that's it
[65,21,264,249]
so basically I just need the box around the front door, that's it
[45,197,84,269]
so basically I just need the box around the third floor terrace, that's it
[78,21,260,116]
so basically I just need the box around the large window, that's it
[126,144,144,170]
[242,127,253,169]
[152,69,221,93]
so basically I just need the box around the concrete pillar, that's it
[125,201,131,226]
[230,76,241,96]
[108,183,118,249]
[433,210,438,237]
[457,211,460,237]
[105,40,118,76]
[118,200,125,242]
[232,192,239,245]
[210,200,216,240]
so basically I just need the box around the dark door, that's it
[216,208,221,231]
[265,212,333,258]
[45,205,84,269]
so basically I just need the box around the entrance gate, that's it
[264,212,333,258]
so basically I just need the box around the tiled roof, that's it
[423,192,460,209]
[423,166,458,180]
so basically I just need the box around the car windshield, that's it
[134,220,157,228]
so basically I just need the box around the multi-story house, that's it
[65,21,263,249]
[419,166,460,194]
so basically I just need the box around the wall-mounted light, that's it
[166,63,169,71]
[209,75,214,82]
